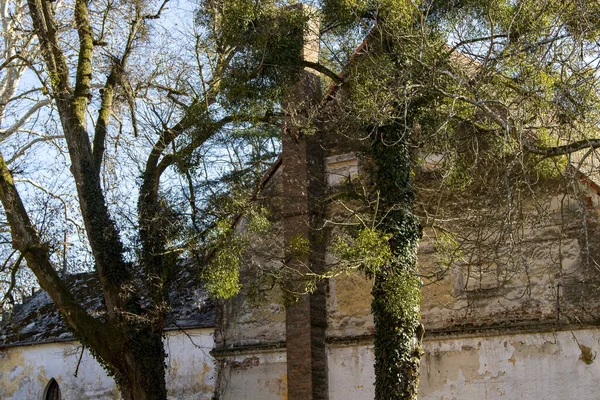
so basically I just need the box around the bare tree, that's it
[0,0,304,398]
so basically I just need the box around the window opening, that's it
[44,378,61,400]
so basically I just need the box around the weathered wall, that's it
[215,327,600,400]
[163,329,215,399]
[325,187,600,338]
[0,328,215,400]
[420,328,600,400]
[0,341,118,400]
[215,349,288,400]
[327,327,600,400]
[419,188,600,333]
[213,151,600,400]
[326,274,374,339]
[327,341,375,400]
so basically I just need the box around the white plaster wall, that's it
[420,329,600,400]
[0,328,215,400]
[328,343,375,400]
[164,329,215,400]
[328,328,600,400]
[5,327,600,400]
[218,350,287,400]
[0,341,119,400]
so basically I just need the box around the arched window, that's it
[43,378,61,400]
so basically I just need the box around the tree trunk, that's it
[116,328,167,400]
[372,260,422,400]
[370,125,423,400]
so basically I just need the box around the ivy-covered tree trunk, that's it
[116,328,167,400]
[8,0,172,398]
[370,128,422,400]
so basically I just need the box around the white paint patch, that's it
[328,344,375,400]
[218,350,287,400]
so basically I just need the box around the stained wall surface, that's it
[215,157,600,400]
[0,328,215,400]
[216,350,288,400]
[419,329,600,400]
[3,307,600,400]
[327,328,600,400]
[214,327,600,400]
[215,166,287,351]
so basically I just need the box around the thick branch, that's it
[523,138,600,157]
[136,107,238,307]
[27,0,130,319]
[26,0,70,95]
[435,85,600,159]
[92,71,117,175]
[0,152,116,348]
[302,60,344,84]
[73,0,94,120]
[155,115,239,175]
[139,99,213,199]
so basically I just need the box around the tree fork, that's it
[0,152,124,361]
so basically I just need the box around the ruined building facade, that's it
[4,11,600,400]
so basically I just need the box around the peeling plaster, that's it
[418,330,600,400]
[1,329,215,400]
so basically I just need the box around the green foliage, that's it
[526,129,568,179]
[288,233,310,259]
[347,54,402,127]
[443,160,473,192]
[246,206,271,233]
[322,0,418,31]
[332,227,393,275]
[434,232,460,268]
[198,1,312,109]
[203,235,245,299]
[197,1,600,398]
[322,2,600,398]
[202,204,271,299]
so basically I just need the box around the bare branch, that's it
[523,138,600,157]
[0,98,52,141]
[6,134,63,164]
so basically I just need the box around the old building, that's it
[4,148,600,400]
[3,9,600,400]
[211,129,600,400]
[0,271,216,400]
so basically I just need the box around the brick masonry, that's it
[282,9,329,398]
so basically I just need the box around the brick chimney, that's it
[281,5,328,400]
